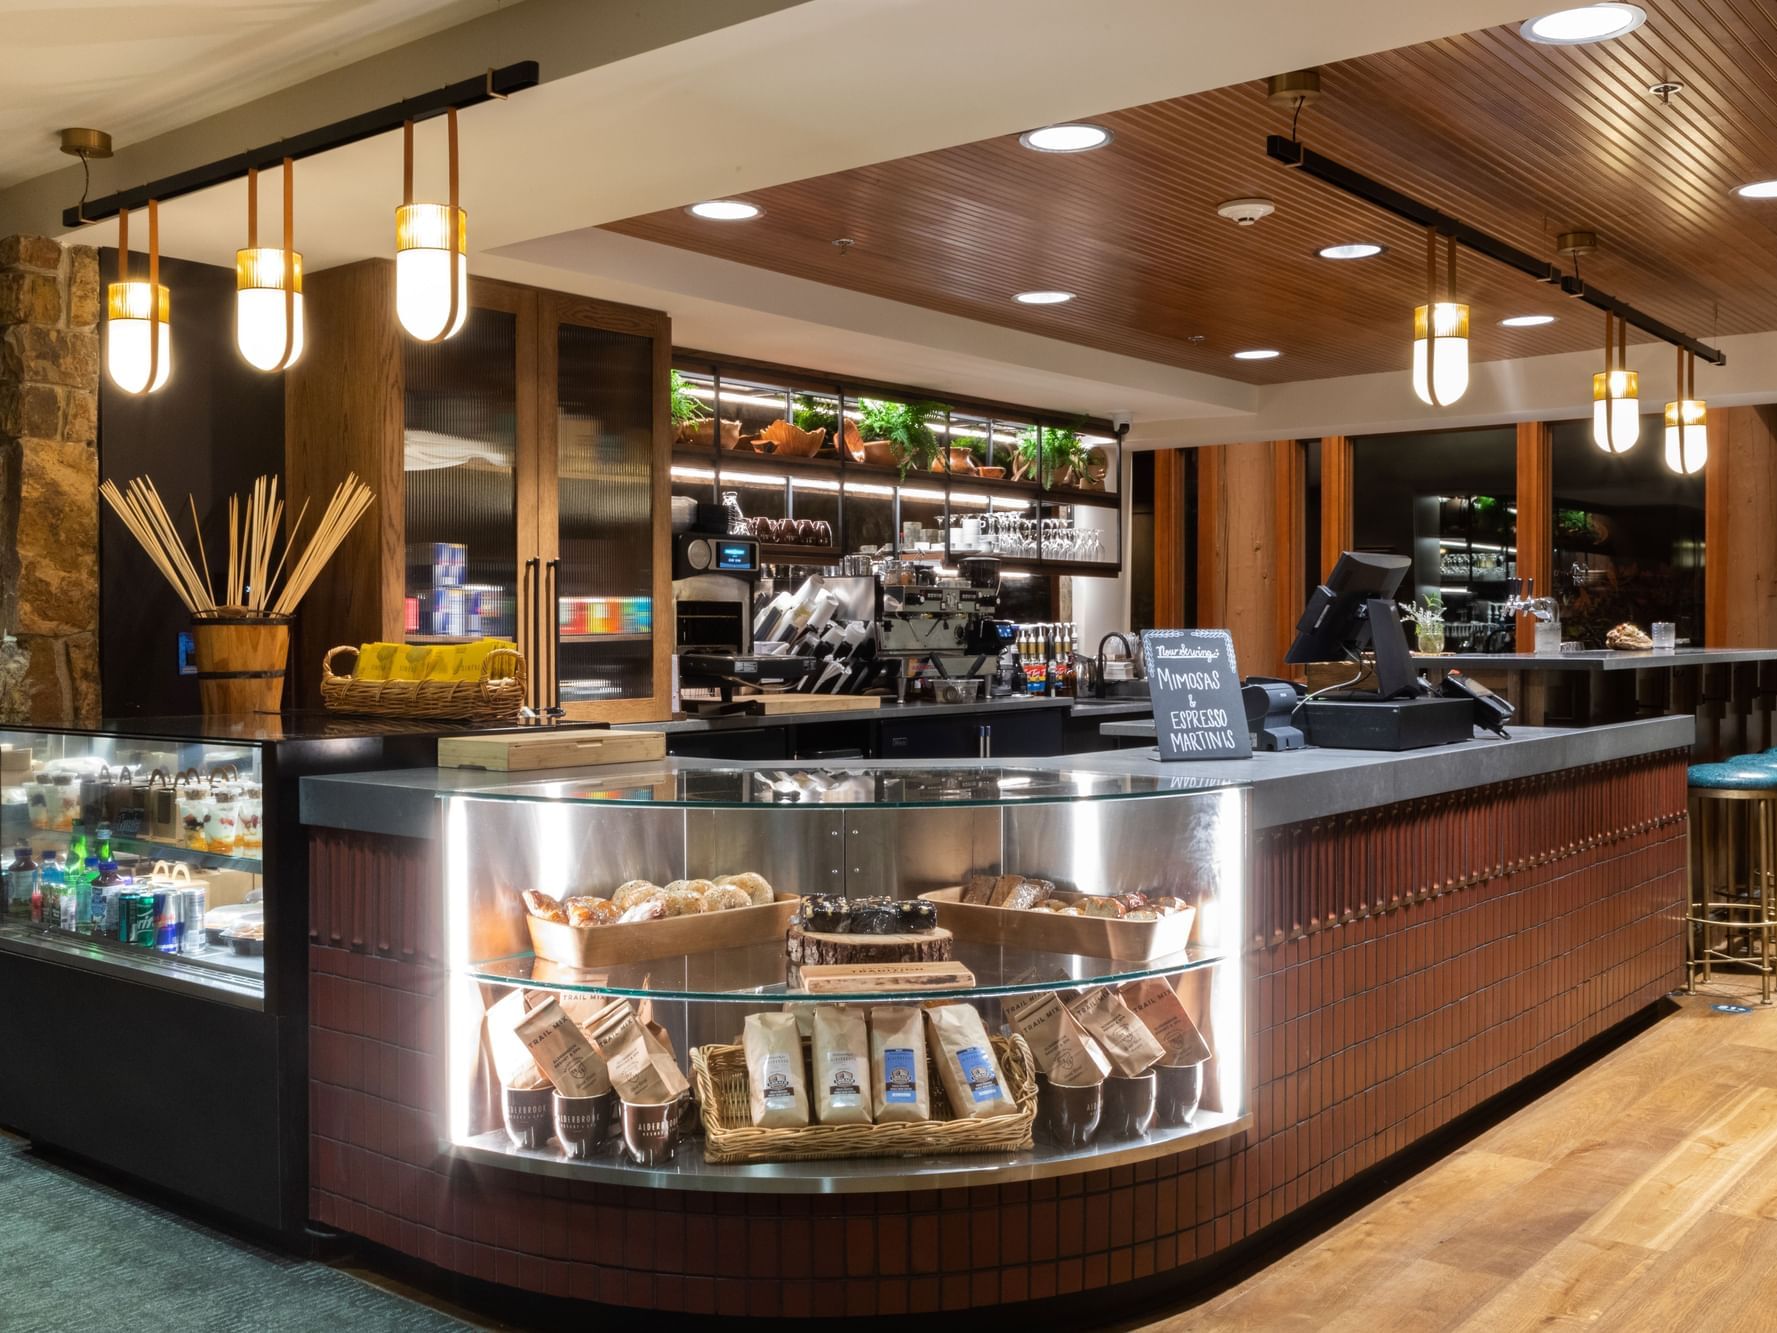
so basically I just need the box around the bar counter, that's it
[297,716,1690,1318]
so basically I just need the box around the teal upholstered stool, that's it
[1688,760,1777,1003]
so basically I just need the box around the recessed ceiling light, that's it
[1014,290,1074,305]
[1520,4,1646,45]
[1317,243,1385,260]
[1734,180,1777,199]
[686,200,761,221]
[1233,349,1281,361]
[1500,314,1557,327]
[1019,124,1113,153]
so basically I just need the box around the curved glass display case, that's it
[444,762,1249,1191]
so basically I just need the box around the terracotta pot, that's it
[976,466,1006,480]
[861,441,897,467]
[947,447,976,473]
[678,418,743,449]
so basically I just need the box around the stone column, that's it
[0,235,100,725]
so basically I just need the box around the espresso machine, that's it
[878,556,1007,678]
[671,531,814,699]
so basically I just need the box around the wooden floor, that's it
[1140,977,1777,1332]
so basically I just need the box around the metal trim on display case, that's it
[0,926,265,1009]
[448,1110,1253,1194]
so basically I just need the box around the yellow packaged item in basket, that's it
[354,643,397,681]
[460,639,518,681]
[389,645,431,681]
[422,646,464,681]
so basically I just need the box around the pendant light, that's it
[1590,310,1639,453]
[235,157,304,371]
[394,108,467,342]
[1412,230,1469,407]
[106,200,170,394]
[1664,346,1707,474]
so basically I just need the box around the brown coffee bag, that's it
[1007,991,1111,1086]
[514,996,613,1098]
[743,1012,811,1128]
[1066,987,1165,1076]
[487,987,550,1090]
[1119,977,1212,1066]
[926,1003,1017,1118]
[868,1005,930,1123]
[587,998,690,1104]
[811,1005,872,1125]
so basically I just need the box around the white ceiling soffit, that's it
[22,0,1534,266]
[1127,330,1777,447]
[2,0,1539,425]
[0,0,501,190]
[482,229,1257,421]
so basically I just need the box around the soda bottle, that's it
[68,818,87,869]
[95,821,112,862]
[5,844,35,913]
[38,852,62,928]
[93,860,123,936]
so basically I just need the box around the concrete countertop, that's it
[1094,714,1691,826]
[302,715,1693,837]
[1409,648,1777,672]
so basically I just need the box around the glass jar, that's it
[209,787,240,854]
[51,774,78,831]
[1417,623,1446,654]
[27,778,51,830]
[240,784,264,854]
[178,780,213,851]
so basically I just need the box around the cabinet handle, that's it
[523,557,541,712]
[546,558,563,716]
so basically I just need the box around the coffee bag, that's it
[587,998,690,1104]
[743,1012,811,1128]
[1066,987,1164,1076]
[811,1005,872,1125]
[514,996,612,1098]
[1007,991,1110,1086]
[1119,977,1212,1066]
[869,1005,930,1123]
[487,987,550,1090]
[926,1003,1017,1118]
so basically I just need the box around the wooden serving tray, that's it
[526,894,801,968]
[919,887,1196,962]
[439,729,665,771]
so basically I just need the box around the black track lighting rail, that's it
[63,61,540,229]
[1267,135,1726,367]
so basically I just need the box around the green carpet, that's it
[0,1134,471,1332]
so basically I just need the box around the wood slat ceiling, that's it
[603,0,1777,386]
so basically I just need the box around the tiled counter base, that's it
[307,750,1687,1317]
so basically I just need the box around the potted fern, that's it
[1016,426,1086,486]
[672,369,740,449]
[858,398,947,478]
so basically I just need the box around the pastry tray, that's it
[919,887,1196,962]
[526,895,802,969]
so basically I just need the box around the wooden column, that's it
[1197,440,1301,678]
[1706,405,1777,646]
[1514,421,1553,652]
[1153,447,1189,628]
[1319,434,1354,581]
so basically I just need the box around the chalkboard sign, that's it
[1140,629,1251,761]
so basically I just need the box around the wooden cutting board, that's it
[437,729,665,772]
[739,694,881,715]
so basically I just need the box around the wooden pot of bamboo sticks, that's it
[101,471,376,718]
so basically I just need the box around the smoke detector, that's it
[1217,198,1276,226]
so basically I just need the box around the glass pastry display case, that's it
[444,762,1248,1189]
[1,723,270,1006]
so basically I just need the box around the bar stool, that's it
[1687,759,1777,1004]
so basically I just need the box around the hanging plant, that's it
[670,370,708,427]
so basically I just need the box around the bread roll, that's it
[717,872,775,906]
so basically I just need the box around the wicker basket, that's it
[319,644,527,722]
[690,1032,1036,1164]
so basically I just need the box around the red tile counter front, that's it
[308,751,1688,1316]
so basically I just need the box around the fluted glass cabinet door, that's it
[402,305,521,646]
[540,296,670,719]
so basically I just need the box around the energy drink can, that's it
[179,886,208,954]
[152,889,181,954]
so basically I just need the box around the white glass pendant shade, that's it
[395,203,469,341]
[235,247,304,371]
[1411,301,1469,406]
[105,281,171,393]
[1590,369,1640,453]
[1663,398,1707,474]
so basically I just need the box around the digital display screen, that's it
[716,543,755,571]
